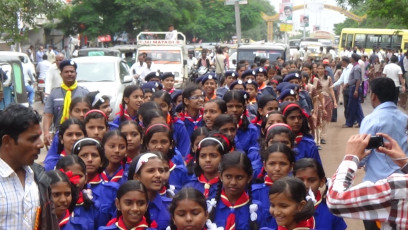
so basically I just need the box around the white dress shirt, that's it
[332,63,353,87]
[45,64,62,95]
[0,158,40,230]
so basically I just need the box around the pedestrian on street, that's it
[382,55,405,105]
[42,60,89,146]
[35,46,44,63]
[342,53,364,128]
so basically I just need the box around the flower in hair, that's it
[59,168,81,185]
[249,204,258,221]
[206,219,224,230]
[306,188,316,204]
[207,198,217,213]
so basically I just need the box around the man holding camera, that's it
[327,133,408,230]
[358,77,408,183]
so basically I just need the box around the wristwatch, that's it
[401,162,408,174]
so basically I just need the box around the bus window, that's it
[346,34,353,48]
[367,35,381,49]
[391,35,402,50]
[341,34,347,48]
[355,34,366,48]
[381,35,392,48]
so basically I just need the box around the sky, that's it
[267,0,347,34]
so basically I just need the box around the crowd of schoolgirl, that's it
[42,59,346,230]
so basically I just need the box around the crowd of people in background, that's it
[2,40,408,230]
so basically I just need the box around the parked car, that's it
[72,56,133,120]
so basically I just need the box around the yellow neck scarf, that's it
[60,81,78,124]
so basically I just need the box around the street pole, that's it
[235,0,242,46]
[303,0,306,41]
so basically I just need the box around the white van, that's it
[136,32,187,88]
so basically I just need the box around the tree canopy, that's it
[0,0,62,42]
[56,0,275,42]
[335,0,408,31]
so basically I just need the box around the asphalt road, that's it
[33,96,396,229]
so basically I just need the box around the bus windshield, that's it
[139,50,181,64]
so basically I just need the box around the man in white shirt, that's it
[45,53,64,96]
[130,54,147,82]
[332,56,353,119]
[19,56,35,107]
[291,46,301,61]
[0,104,58,229]
[383,55,405,105]
[46,45,56,64]
[165,24,177,40]
[140,57,157,80]
[36,54,52,80]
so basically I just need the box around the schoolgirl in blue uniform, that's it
[212,114,262,177]
[151,90,190,157]
[223,90,260,153]
[184,134,229,200]
[44,118,86,171]
[252,143,295,229]
[207,152,262,230]
[101,130,130,185]
[139,108,184,166]
[268,177,316,230]
[119,120,143,160]
[177,85,205,137]
[168,188,209,230]
[185,127,208,169]
[56,155,107,228]
[84,110,109,144]
[244,80,259,121]
[45,170,79,229]
[128,152,172,230]
[260,112,285,139]
[142,124,188,192]
[203,99,226,131]
[112,85,144,127]
[72,138,119,223]
[252,95,279,135]
[45,97,91,171]
[293,158,346,230]
[99,181,157,230]
[86,91,116,130]
[280,102,322,165]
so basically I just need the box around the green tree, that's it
[0,0,63,43]
[336,0,408,27]
[333,4,406,35]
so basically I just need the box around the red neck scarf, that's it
[251,116,262,127]
[88,174,103,185]
[314,191,322,208]
[220,189,250,230]
[166,113,173,126]
[237,110,249,129]
[58,210,70,227]
[179,111,203,129]
[115,216,149,230]
[277,217,315,230]
[185,153,194,164]
[101,166,124,183]
[264,175,274,186]
[197,174,219,198]
[169,160,176,172]
[258,82,266,90]
[60,150,67,157]
[294,132,303,145]
[256,167,265,179]
[159,186,167,196]
[76,191,84,205]
[167,88,175,94]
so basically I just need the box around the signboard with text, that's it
[137,40,184,45]
[225,0,248,5]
